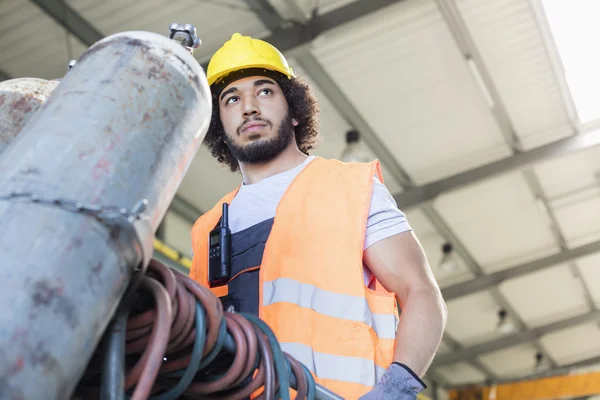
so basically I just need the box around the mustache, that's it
[237,117,271,135]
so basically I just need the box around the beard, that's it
[224,113,295,165]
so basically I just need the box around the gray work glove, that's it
[358,363,426,400]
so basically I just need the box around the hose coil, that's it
[74,259,316,400]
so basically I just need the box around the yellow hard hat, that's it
[207,33,294,87]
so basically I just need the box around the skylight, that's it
[540,0,600,125]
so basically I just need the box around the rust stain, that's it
[148,65,162,80]
[169,51,201,90]
[91,262,102,276]
[92,158,111,179]
[0,94,5,107]
[13,356,24,373]
[80,36,152,65]
[65,237,82,253]
[32,280,58,306]
[30,280,79,329]
[142,112,151,123]
[11,96,34,114]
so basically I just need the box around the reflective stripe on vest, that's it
[280,342,386,386]
[263,277,397,340]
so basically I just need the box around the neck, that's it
[238,145,309,185]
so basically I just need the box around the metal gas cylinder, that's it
[0,30,211,400]
[0,77,59,154]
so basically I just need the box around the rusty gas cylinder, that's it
[0,77,59,154]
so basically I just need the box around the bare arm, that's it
[363,230,447,377]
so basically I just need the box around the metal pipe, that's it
[0,77,59,154]
[0,30,211,400]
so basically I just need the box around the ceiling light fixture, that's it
[439,242,460,274]
[497,308,516,334]
[340,130,372,163]
[534,351,546,373]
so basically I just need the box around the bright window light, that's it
[541,0,600,124]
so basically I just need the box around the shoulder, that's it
[370,176,403,213]
[365,175,412,248]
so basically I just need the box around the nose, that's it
[242,96,260,118]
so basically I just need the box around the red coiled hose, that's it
[73,259,312,400]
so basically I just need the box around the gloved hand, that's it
[358,363,426,400]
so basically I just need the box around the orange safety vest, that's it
[189,157,399,399]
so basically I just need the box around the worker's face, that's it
[218,75,298,164]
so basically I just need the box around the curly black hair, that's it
[203,70,321,172]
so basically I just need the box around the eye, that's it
[258,88,272,96]
[225,96,239,105]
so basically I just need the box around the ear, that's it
[292,118,299,126]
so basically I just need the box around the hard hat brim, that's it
[209,67,294,98]
[209,64,294,87]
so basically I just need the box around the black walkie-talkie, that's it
[208,203,232,287]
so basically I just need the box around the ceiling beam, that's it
[29,0,103,46]
[169,195,203,224]
[392,128,600,210]
[428,0,556,370]
[435,310,600,366]
[201,0,409,69]
[432,0,591,371]
[442,238,600,301]
[244,0,283,31]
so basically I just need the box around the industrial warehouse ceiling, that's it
[2,0,600,393]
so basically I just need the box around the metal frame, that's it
[433,0,559,373]
[435,309,600,366]
[392,119,600,210]
[442,238,600,300]
[28,0,600,389]
[29,0,103,47]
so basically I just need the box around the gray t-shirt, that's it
[227,156,412,284]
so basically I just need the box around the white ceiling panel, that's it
[552,193,600,248]
[534,143,600,199]
[540,322,600,365]
[433,171,559,272]
[435,362,488,386]
[456,0,574,150]
[0,1,88,80]
[286,58,403,194]
[478,343,541,379]
[444,291,506,347]
[498,264,590,328]
[577,253,600,308]
[67,0,269,62]
[310,0,512,185]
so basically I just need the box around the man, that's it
[189,33,447,400]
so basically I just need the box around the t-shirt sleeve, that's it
[364,176,413,250]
